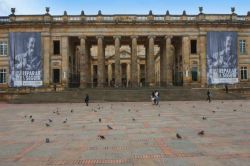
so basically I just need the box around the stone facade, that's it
[0,9,250,90]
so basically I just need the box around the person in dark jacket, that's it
[85,94,89,106]
[207,90,211,103]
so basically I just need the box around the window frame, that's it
[190,39,197,54]
[239,39,246,54]
[53,40,61,55]
[240,66,248,80]
[0,68,7,84]
[0,41,8,56]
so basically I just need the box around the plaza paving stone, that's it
[0,100,249,166]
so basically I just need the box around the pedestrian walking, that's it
[151,91,156,105]
[225,84,228,93]
[207,90,211,103]
[85,94,89,106]
[155,90,160,105]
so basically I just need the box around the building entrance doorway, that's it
[53,69,60,84]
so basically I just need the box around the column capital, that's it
[164,35,173,40]
[79,35,87,40]
[182,35,190,39]
[131,35,138,39]
[96,35,104,39]
[148,35,156,39]
[113,35,121,39]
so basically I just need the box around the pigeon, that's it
[98,135,105,140]
[202,117,207,120]
[107,125,113,130]
[99,118,101,123]
[233,109,237,112]
[45,123,50,127]
[158,113,161,117]
[63,118,67,123]
[176,133,182,139]
[31,119,34,122]
[24,115,27,118]
[49,119,53,123]
[198,130,204,136]
[30,115,32,119]
[132,118,136,121]
[45,138,50,143]
[212,111,216,113]
[128,109,131,112]
[70,109,73,113]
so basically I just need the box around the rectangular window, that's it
[190,40,197,54]
[239,40,246,54]
[53,40,60,55]
[240,66,248,80]
[0,69,7,83]
[0,41,8,56]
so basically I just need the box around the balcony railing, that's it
[0,14,248,23]
[53,16,63,21]
[0,17,9,22]
[69,16,81,21]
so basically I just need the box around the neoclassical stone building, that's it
[0,7,250,90]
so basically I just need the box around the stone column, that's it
[43,36,50,87]
[127,63,131,87]
[200,35,207,87]
[61,36,69,87]
[182,36,191,86]
[166,37,173,85]
[131,36,138,87]
[108,63,112,86]
[114,36,121,87]
[160,40,166,87]
[90,63,94,88]
[79,36,89,88]
[147,36,155,86]
[97,36,105,87]
[160,36,172,87]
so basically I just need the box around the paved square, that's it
[0,100,249,166]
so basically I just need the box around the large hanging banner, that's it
[206,32,238,84]
[9,32,42,87]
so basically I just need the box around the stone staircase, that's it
[6,87,247,104]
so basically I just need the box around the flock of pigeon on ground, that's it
[23,101,244,143]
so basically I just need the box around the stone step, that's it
[7,88,247,104]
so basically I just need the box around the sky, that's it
[0,0,249,16]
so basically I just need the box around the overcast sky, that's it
[0,0,249,16]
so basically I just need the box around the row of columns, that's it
[79,35,174,88]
